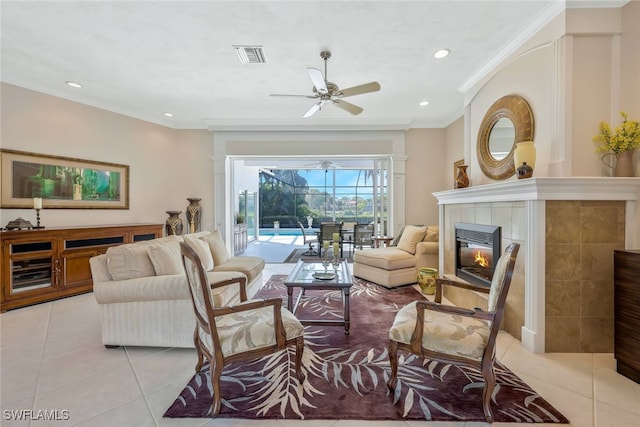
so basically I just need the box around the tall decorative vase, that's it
[165,211,183,236]
[417,267,438,295]
[614,150,635,177]
[185,198,202,234]
[455,165,469,189]
[513,141,537,175]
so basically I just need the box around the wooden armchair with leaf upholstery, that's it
[180,242,305,417]
[387,243,520,423]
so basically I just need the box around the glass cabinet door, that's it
[8,240,56,295]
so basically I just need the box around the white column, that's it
[521,199,546,353]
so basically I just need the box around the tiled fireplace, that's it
[433,178,640,354]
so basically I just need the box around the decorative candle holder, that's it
[34,208,45,229]
[33,197,44,229]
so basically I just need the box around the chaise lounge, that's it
[352,225,439,288]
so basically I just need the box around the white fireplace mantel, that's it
[433,177,640,353]
[433,177,640,204]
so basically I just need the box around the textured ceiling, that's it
[0,1,625,130]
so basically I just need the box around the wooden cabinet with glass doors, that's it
[1,224,162,312]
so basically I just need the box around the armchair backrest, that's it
[180,242,218,351]
[487,243,520,314]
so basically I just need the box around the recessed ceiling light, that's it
[419,101,430,106]
[65,81,82,88]
[163,112,174,117]
[434,49,450,59]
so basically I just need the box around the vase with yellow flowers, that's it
[593,112,640,177]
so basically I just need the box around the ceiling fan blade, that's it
[332,99,363,115]
[336,82,381,98]
[307,68,328,94]
[303,102,323,118]
[270,93,318,98]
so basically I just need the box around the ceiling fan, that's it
[270,50,381,118]
[303,160,340,170]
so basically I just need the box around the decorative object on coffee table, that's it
[185,198,201,233]
[165,211,183,235]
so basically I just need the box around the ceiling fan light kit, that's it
[271,50,381,118]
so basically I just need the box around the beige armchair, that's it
[387,243,520,423]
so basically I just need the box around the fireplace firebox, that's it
[455,223,501,288]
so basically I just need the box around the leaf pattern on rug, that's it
[164,275,568,423]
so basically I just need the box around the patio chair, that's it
[297,221,318,255]
[318,222,342,258]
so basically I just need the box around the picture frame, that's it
[453,159,465,183]
[1,149,129,209]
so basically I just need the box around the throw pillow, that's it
[184,235,215,271]
[423,225,439,242]
[396,225,427,255]
[106,243,156,280]
[203,230,230,266]
[147,242,184,276]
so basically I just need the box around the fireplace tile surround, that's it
[433,178,640,354]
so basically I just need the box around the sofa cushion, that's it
[106,242,156,280]
[353,247,416,270]
[203,230,230,265]
[213,256,265,284]
[396,225,427,254]
[148,241,183,276]
[423,226,439,242]
[184,235,215,271]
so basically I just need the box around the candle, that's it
[323,240,329,250]
[33,198,42,210]
[332,232,340,242]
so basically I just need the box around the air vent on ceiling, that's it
[233,45,267,64]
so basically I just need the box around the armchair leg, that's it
[481,361,496,423]
[210,361,223,416]
[294,336,305,382]
[387,340,399,391]
[193,327,205,372]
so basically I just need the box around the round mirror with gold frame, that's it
[477,94,534,180]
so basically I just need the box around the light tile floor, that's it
[2,243,639,427]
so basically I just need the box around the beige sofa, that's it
[353,225,438,288]
[89,230,264,348]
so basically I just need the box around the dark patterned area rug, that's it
[164,275,568,423]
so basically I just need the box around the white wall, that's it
[1,83,214,232]
[404,128,448,226]
[463,4,639,183]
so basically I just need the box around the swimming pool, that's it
[259,228,306,236]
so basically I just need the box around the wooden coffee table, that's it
[284,259,353,334]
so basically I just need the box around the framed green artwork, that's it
[1,149,129,209]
